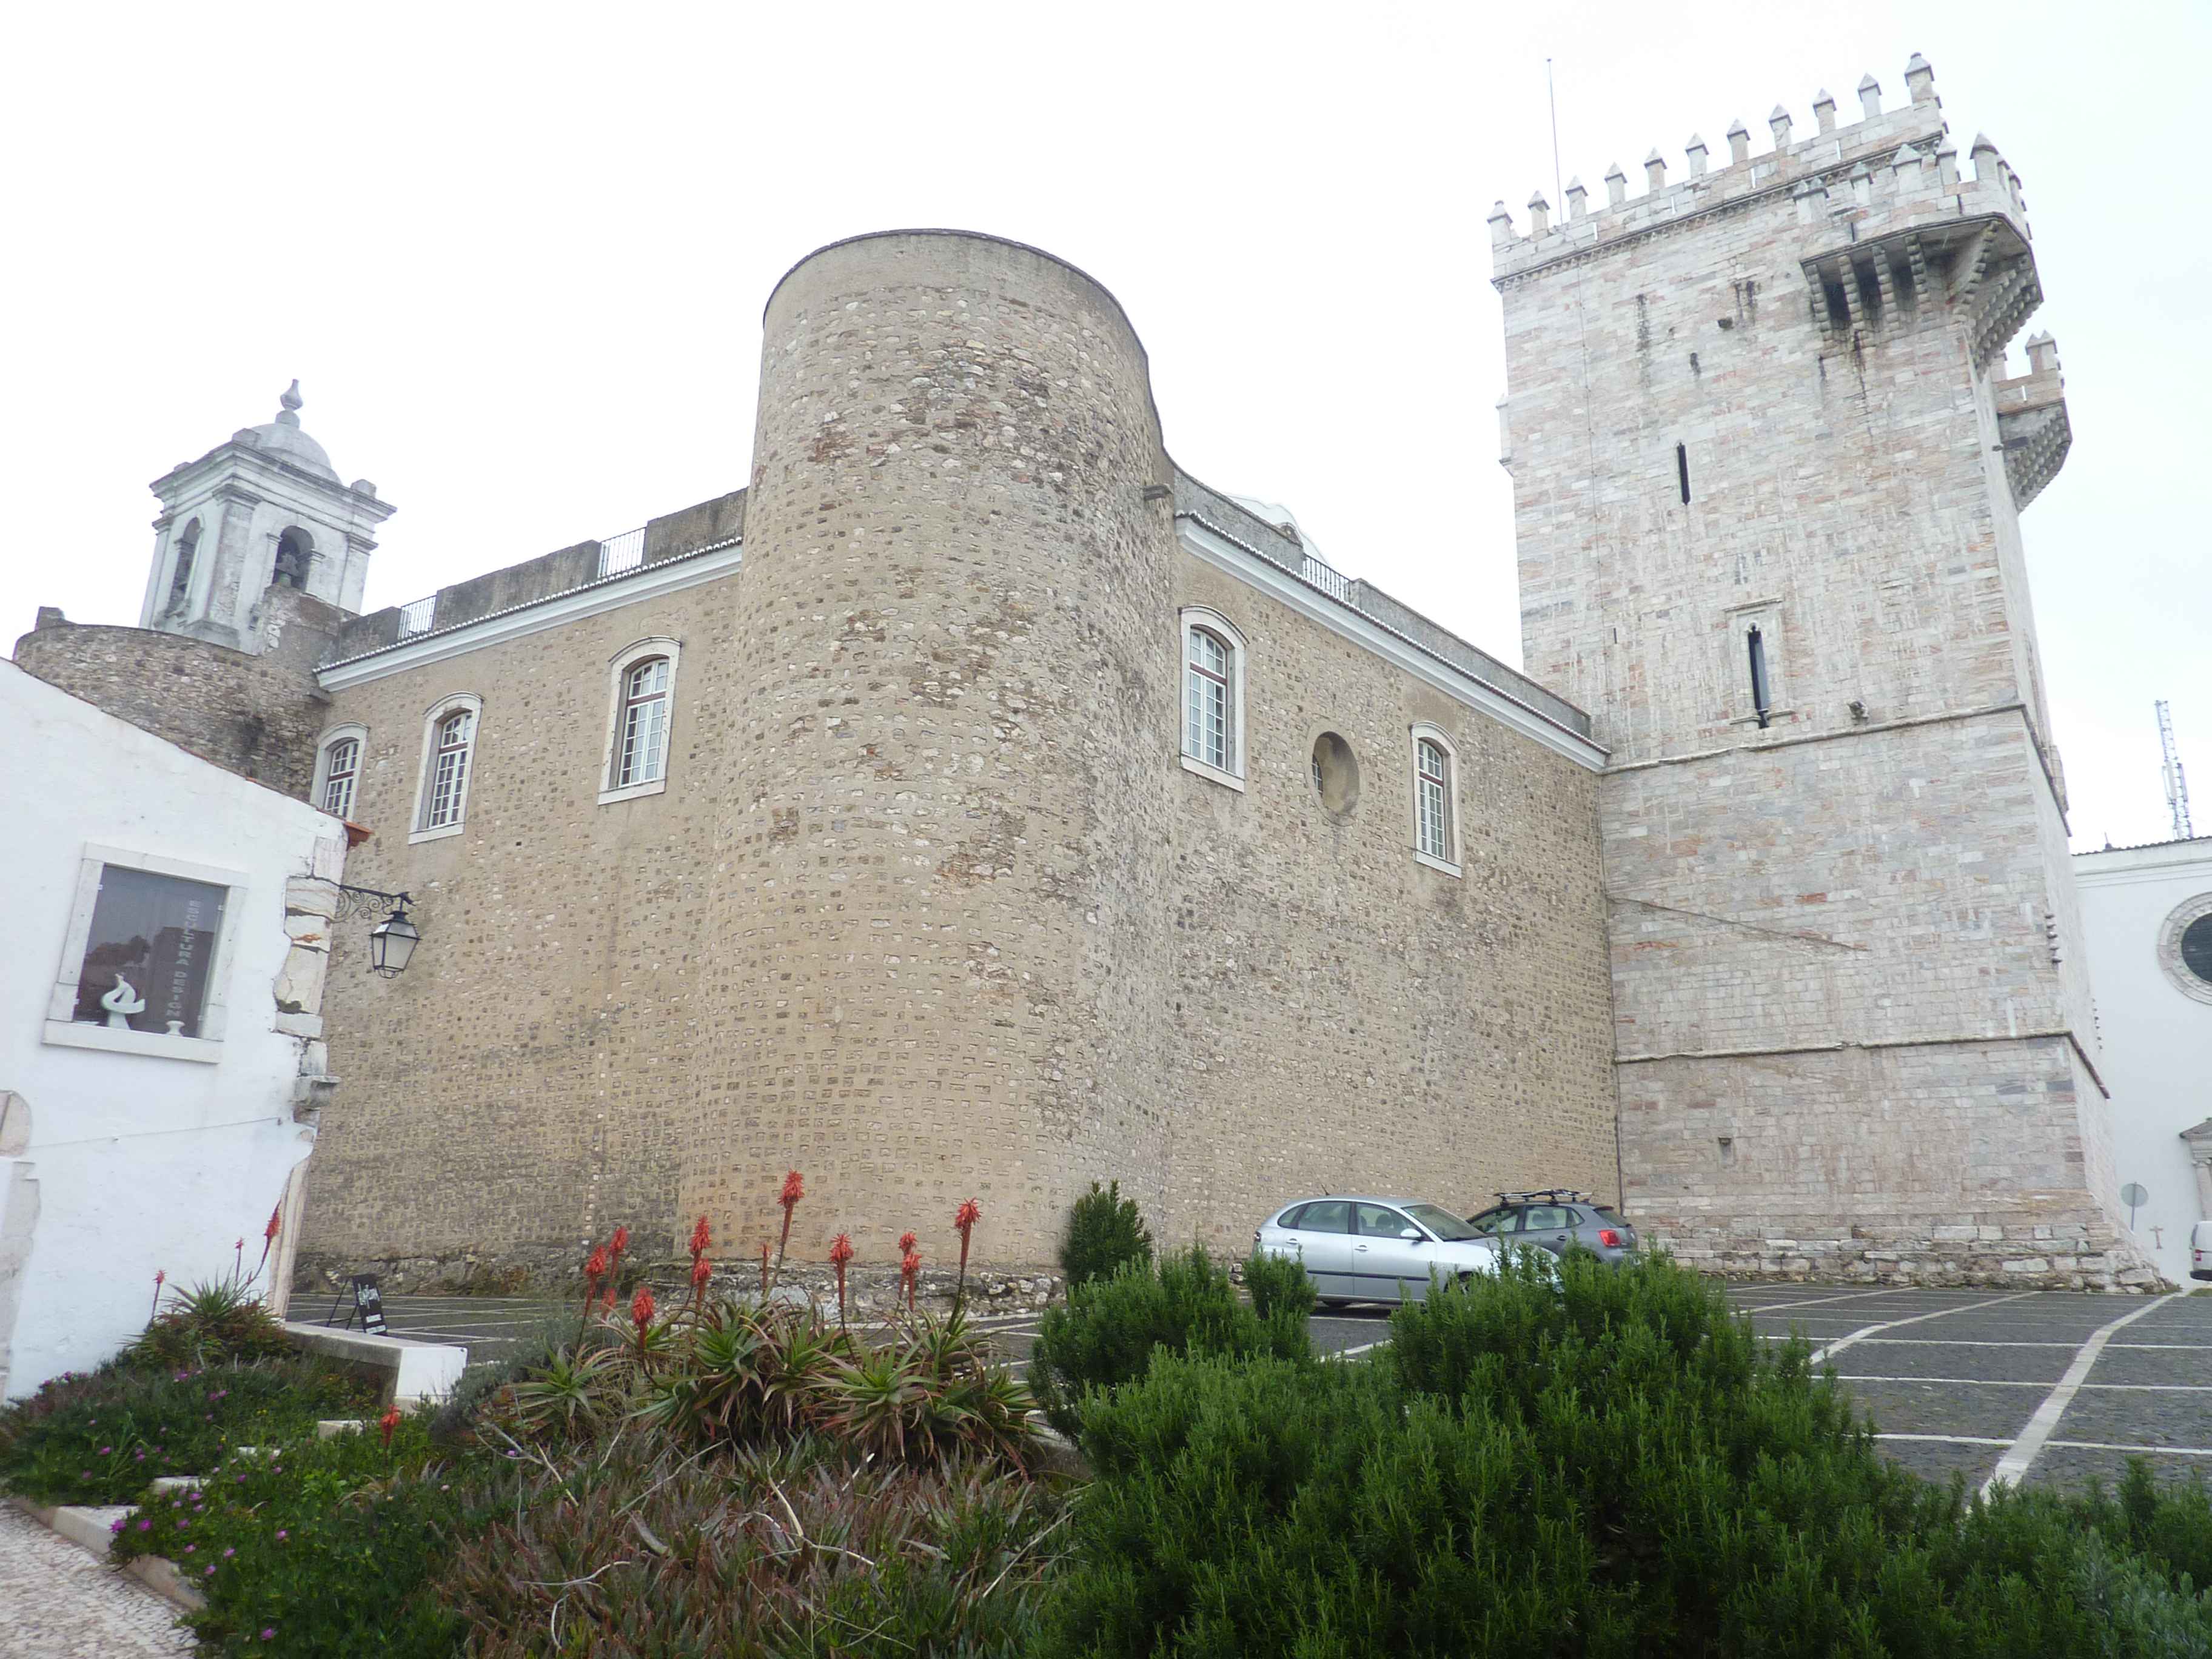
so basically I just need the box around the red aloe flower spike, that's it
[689,1216,711,1260]
[898,1230,917,1255]
[631,1286,655,1328]
[378,1406,401,1450]
[901,1247,922,1316]
[953,1197,982,1316]
[691,1254,712,1292]
[772,1171,805,1289]
[147,1269,166,1326]
[253,1204,282,1281]
[829,1233,854,1329]
[609,1225,630,1261]
[580,1243,610,1330]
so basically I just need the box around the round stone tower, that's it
[685,231,1181,1265]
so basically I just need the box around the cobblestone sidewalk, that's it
[0,1504,190,1657]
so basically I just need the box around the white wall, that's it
[2074,837,2212,1287]
[0,661,346,1395]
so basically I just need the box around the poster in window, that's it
[71,865,228,1037]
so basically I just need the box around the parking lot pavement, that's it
[372,1286,2212,1497]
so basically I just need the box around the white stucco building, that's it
[2074,836,2212,1287]
[0,660,351,1396]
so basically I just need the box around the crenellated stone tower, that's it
[1492,55,2160,1286]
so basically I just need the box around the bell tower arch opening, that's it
[136,382,394,651]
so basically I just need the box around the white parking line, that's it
[1807,1292,2041,1367]
[1876,1432,2015,1447]
[1983,1293,2182,1498]
[2048,1439,2212,1458]
[1834,1375,2212,1392]
[1738,1288,1915,1315]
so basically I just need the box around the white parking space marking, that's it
[1983,1293,2183,1498]
[1737,1289,1916,1315]
[1837,1376,2212,1392]
[2047,1439,2212,1458]
[1806,1292,2041,1367]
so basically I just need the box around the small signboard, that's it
[325,1273,387,1334]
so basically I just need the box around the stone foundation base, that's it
[292,1249,1065,1314]
[1644,1215,2173,1292]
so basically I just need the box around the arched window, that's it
[1177,608,1247,790]
[612,657,671,789]
[320,737,361,819]
[600,637,683,804]
[1410,723,1461,876]
[167,519,201,610]
[273,528,311,589]
[408,695,481,842]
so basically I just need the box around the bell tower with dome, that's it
[140,381,395,651]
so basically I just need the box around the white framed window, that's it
[312,724,368,822]
[1177,606,1247,793]
[600,637,683,805]
[43,845,249,1064]
[407,694,481,843]
[1409,723,1462,877]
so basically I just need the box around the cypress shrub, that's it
[1028,1247,1309,1438]
[1060,1180,1155,1287]
[1241,1250,1318,1324]
[1037,1252,2212,1657]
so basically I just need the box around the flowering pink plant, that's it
[829,1233,854,1327]
[953,1197,982,1314]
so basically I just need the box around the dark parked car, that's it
[1466,1190,1638,1265]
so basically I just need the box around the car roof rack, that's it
[1493,1188,1591,1205]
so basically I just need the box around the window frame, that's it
[1176,606,1247,793]
[312,723,369,823]
[42,843,249,1064]
[598,637,683,805]
[407,694,482,844]
[1408,722,1463,877]
[1725,600,1791,729]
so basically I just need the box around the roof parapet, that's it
[1487,52,2032,284]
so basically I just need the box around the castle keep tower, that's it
[1493,56,2157,1285]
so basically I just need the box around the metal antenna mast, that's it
[2158,699,2193,840]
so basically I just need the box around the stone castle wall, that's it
[290,231,1619,1286]
[13,586,342,800]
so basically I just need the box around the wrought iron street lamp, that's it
[335,885,420,977]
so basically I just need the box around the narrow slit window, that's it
[320,738,360,820]
[1747,626,1772,728]
[1676,443,1691,504]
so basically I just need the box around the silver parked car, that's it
[1255,1195,1527,1306]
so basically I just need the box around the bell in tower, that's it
[140,382,395,652]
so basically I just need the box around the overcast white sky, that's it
[4,1,2203,850]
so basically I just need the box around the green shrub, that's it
[1027,1245,1309,1438]
[124,1276,295,1372]
[1060,1179,1154,1287]
[113,1411,510,1657]
[1241,1249,1317,1324]
[0,1357,378,1504]
[436,1426,1062,1655]
[1036,1253,2212,1657]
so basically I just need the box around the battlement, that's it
[1992,331,2072,508]
[1488,54,2034,329]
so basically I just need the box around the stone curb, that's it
[8,1496,206,1613]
